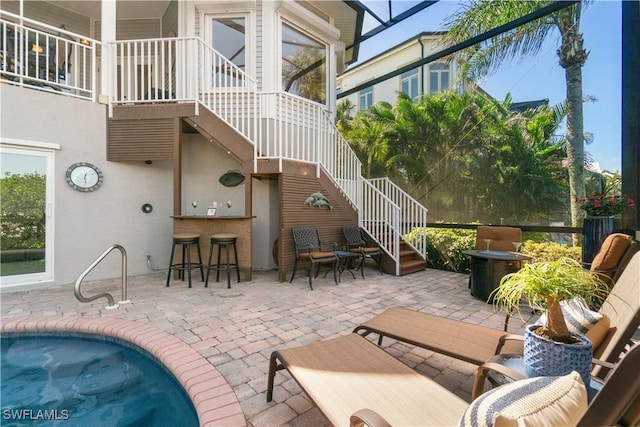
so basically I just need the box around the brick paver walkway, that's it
[1,267,535,426]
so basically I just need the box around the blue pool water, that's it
[1,333,199,427]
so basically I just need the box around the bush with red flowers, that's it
[577,192,636,217]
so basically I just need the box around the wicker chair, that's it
[289,227,338,290]
[342,227,383,278]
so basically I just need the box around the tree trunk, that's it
[544,297,571,341]
[557,6,588,246]
[565,64,586,246]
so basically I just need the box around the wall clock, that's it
[65,162,104,192]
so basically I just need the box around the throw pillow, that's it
[535,297,610,350]
[458,371,587,427]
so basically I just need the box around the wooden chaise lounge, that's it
[266,334,640,426]
[353,248,640,377]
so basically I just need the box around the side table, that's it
[473,353,602,402]
[333,250,363,281]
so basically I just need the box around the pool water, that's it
[1,333,199,427]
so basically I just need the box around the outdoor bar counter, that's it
[172,216,254,281]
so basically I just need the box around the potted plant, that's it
[491,257,608,386]
[577,189,636,263]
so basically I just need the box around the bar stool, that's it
[166,233,204,288]
[205,233,241,288]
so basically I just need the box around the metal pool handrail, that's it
[74,244,131,309]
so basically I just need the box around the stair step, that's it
[399,259,427,275]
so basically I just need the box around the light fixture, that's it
[80,39,90,46]
[31,44,43,54]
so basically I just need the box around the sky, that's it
[351,0,622,173]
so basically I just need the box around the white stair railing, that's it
[107,37,429,273]
[256,91,360,206]
[361,178,401,275]
[368,177,429,261]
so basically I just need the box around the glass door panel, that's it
[209,16,246,87]
[0,147,53,286]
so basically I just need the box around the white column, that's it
[327,42,336,119]
[100,0,116,103]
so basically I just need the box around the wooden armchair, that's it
[289,227,338,290]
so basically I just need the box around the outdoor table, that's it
[462,249,532,303]
[333,250,363,281]
[481,353,602,402]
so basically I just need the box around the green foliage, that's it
[409,228,582,273]
[492,257,608,340]
[341,90,568,224]
[0,172,46,250]
[405,226,476,272]
[520,240,581,263]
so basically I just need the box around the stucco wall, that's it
[1,84,174,287]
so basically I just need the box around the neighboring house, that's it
[0,0,428,290]
[337,31,461,110]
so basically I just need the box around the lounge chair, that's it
[584,232,635,286]
[353,248,640,373]
[266,334,640,427]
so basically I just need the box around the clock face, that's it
[66,163,103,192]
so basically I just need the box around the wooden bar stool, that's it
[205,233,241,288]
[166,233,204,288]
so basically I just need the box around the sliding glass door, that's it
[0,145,54,286]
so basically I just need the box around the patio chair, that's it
[475,225,522,252]
[353,248,640,374]
[342,226,383,278]
[266,333,640,427]
[584,232,635,286]
[289,227,338,290]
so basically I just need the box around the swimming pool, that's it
[1,333,199,427]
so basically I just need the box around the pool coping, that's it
[1,315,246,427]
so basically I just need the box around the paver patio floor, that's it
[1,266,537,426]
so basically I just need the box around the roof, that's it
[341,31,448,74]
[509,99,550,113]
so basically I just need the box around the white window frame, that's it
[202,9,255,79]
[428,62,450,94]
[276,2,339,110]
[358,86,373,111]
[400,68,420,100]
[278,18,330,107]
[0,139,59,288]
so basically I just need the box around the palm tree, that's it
[444,0,589,243]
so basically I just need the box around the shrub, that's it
[406,227,475,273]
[519,240,581,263]
[406,227,582,273]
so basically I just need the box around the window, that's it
[282,22,327,104]
[429,62,450,93]
[208,15,247,87]
[358,87,373,111]
[401,69,420,100]
[0,144,55,287]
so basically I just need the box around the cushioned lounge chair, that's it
[584,232,635,286]
[266,334,640,427]
[353,248,640,375]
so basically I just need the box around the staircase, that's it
[106,37,428,275]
